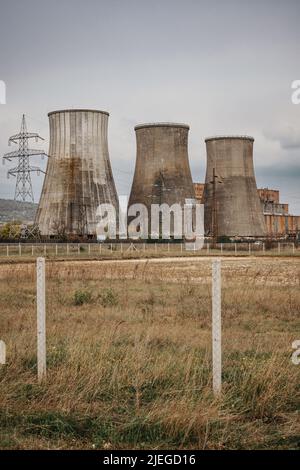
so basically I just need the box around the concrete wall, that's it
[36,109,118,236]
[203,136,267,237]
[128,123,195,235]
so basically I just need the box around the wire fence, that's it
[0,241,299,258]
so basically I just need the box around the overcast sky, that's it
[0,0,300,212]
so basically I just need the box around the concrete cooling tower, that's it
[128,123,196,236]
[203,136,266,238]
[36,109,118,237]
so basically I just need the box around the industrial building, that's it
[29,107,298,241]
[194,183,300,239]
[259,188,300,239]
[202,136,266,238]
[35,109,118,237]
[194,183,204,203]
[128,123,195,236]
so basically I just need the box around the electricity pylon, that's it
[2,114,47,202]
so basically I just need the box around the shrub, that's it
[217,235,231,243]
[98,288,118,308]
[74,289,92,306]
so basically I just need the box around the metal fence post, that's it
[36,258,46,383]
[212,259,222,395]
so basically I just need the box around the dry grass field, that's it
[0,256,299,449]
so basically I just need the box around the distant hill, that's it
[0,199,38,224]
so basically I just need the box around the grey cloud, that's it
[264,126,300,150]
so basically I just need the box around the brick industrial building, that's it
[194,183,300,239]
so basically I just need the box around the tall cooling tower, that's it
[128,123,195,235]
[203,136,266,238]
[36,109,118,236]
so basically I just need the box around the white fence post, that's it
[6,245,9,257]
[0,340,6,365]
[212,259,222,395]
[37,258,46,383]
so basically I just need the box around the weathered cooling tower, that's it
[203,136,266,238]
[36,109,118,236]
[128,123,195,235]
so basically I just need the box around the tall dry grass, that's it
[0,257,299,449]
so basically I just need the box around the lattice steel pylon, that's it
[2,114,47,202]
